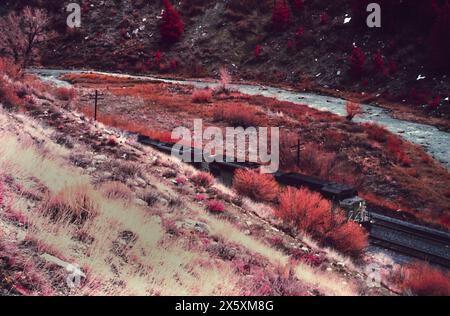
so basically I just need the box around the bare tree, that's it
[0,7,53,71]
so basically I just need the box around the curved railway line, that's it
[137,134,450,268]
[369,213,450,268]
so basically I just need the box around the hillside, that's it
[0,71,391,296]
[2,0,450,124]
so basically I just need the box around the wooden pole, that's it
[94,90,98,121]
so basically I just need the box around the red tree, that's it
[349,46,366,79]
[154,49,161,65]
[0,7,53,70]
[272,0,290,30]
[255,45,261,58]
[345,101,363,121]
[160,0,185,43]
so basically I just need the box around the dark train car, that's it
[137,134,370,223]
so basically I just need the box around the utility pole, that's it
[94,90,98,121]
[290,138,301,168]
[81,90,105,121]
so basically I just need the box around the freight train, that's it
[137,135,370,224]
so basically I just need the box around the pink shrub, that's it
[56,87,76,101]
[191,172,214,188]
[195,194,207,201]
[175,177,187,185]
[212,103,264,127]
[398,262,450,296]
[233,169,279,203]
[191,89,213,103]
[276,187,368,256]
[387,135,412,167]
[345,101,363,121]
[363,122,389,142]
[207,200,225,213]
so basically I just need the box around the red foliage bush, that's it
[349,47,366,79]
[0,79,24,109]
[398,262,450,296]
[298,143,337,179]
[279,131,299,170]
[212,103,263,127]
[160,0,184,43]
[326,221,368,256]
[207,200,225,213]
[387,135,412,167]
[276,187,333,236]
[276,187,368,256]
[233,169,279,202]
[191,172,214,188]
[363,123,389,142]
[272,0,290,30]
[0,58,20,79]
[191,89,213,103]
[345,101,363,121]
[56,87,76,101]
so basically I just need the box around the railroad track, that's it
[369,213,450,268]
[136,134,450,267]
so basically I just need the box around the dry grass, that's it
[0,131,243,295]
[101,181,134,204]
[0,116,362,296]
[191,89,213,103]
